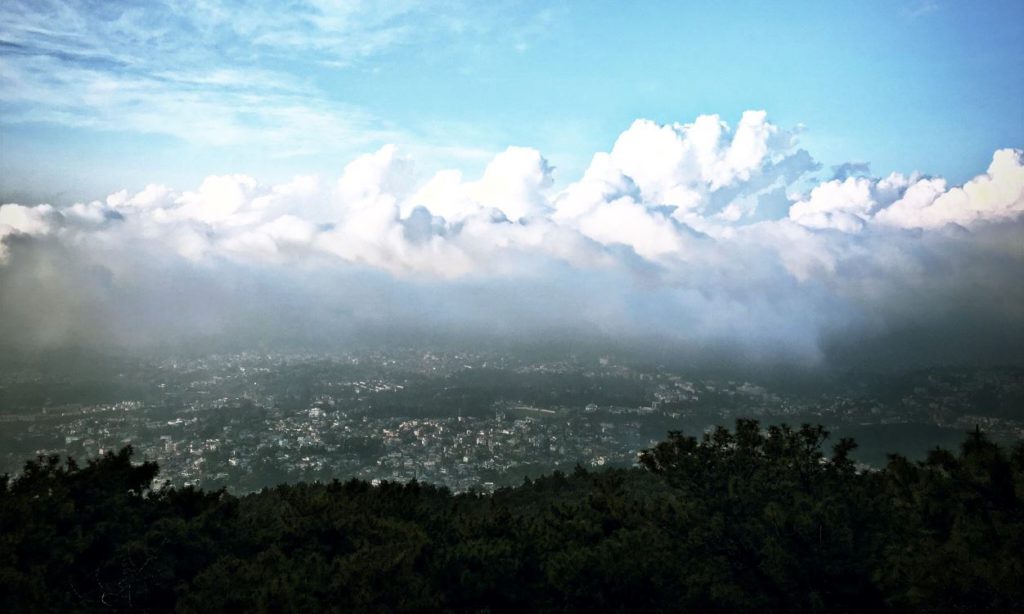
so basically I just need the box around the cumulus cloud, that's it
[875,149,1024,229]
[603,110,795,213]
[786,149,1024,233]
[0,203,59,236]
[789,176,877,232]
[1,111,1022,367]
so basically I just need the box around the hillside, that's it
[2,420,1022,613]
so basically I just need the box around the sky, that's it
[1,1,1023,368]
[2,0,1022,201]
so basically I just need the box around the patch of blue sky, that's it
[1,0,1021,203]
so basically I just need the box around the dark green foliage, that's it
[2,422,1022,613]
[637,421,890,611]
[879,429,1024,612]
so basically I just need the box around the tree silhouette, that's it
[2,422,1021,612]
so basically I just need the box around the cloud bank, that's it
[2,111,1023,368]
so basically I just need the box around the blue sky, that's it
[1,0,1022,204]
[2,1,1024,363]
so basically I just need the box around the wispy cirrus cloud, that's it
[0,0,553,154]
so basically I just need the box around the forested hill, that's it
[2,421,1022,613]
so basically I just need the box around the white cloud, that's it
[787,148,1024,232]
[605,110,787,214]
[875,149,1024,229]
[553,153,640,221]
[465,147,554,221]
[403,146,554,223]
[0,203,60,260]
[107,185,176,210]
[789,176,876,232]
[576,197,690,261]
[174,175,263,225]
[404,170,478,221]
[1,112,1022,365]
[0,203,58,236]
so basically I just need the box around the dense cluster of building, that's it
[1,352,1021,492]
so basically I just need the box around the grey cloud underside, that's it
[1,112,1023,368]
